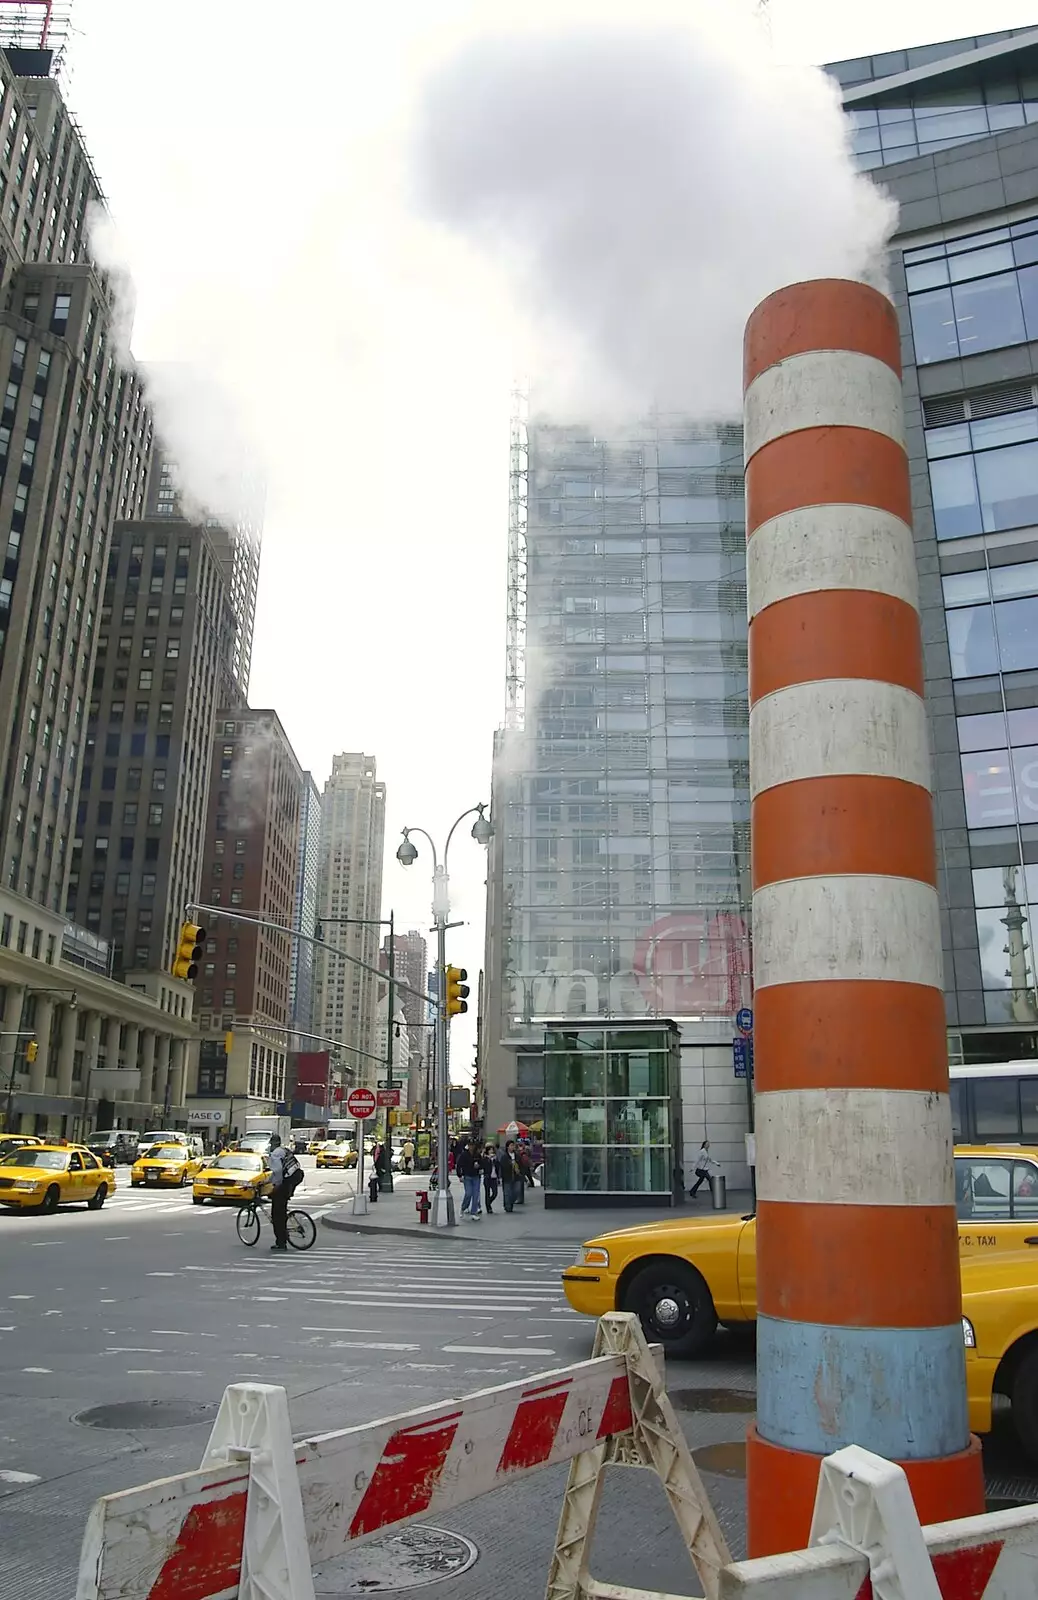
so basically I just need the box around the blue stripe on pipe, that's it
[756,1314,969,1460]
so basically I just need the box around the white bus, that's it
[950,1061,1038,1145]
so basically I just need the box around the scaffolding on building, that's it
[505,385,528,730]
[0,1,74,75]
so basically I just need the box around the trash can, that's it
[710,1173,726,1210]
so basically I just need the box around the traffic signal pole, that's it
[742,279,985,1553]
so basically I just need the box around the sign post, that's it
[346,1087,376,1216]
[734,1008,755,1205]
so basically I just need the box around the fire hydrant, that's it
[368,1173,379,1204]
[416,1190,431,1224]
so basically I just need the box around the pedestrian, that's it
[515,1143,532,1204]
[689,1139,720,1199]
[500,1140,524,1213]
[482,1144,499,1215]
[521,1143,536,1188]
[266,1134,303,1251]
[402,1136,415,1174]
[456,1136,482,1219]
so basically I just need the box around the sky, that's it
[49,0,1038,1076]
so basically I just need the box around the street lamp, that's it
[397,802,493,1227]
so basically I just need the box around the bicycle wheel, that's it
[236,1203,261,1246]
[286,1208,316,1250]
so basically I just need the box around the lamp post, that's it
[397,803,493,1228]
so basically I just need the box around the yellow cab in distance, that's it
[316,1141,350,1170]
[307,1137,324,1154]
[0,1133,43,1160]
[962,1248,1038,1457]
[561,1145,1038,1359]
[131,1142,203,1188]
[192,1149,272,1205]
[0,1142,115,1213]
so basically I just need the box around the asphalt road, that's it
[0,1161,1034,1599]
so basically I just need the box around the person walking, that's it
[482,1143,499,1215]
[500,1140,523,1213]
[456,1136,482,1219]
[689,1139,720,1199]
[266,1134,302,1251]
[402,1136,415,1174]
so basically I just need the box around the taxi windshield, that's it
[213,1153,262,1171]
[1,1149,66,1169]
[147,1146,185,1161]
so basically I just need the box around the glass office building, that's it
[484,414,753,1203]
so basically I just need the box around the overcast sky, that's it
[57,0,1038,1076]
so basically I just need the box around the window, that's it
[122,802,137,825]
[119,837,133,860]
[141,637,155,658]
[137,668,152,689]
[147,803,163,826]
[165,638,179,658]
[230,888,243,905]
[152,768,165,791]
[134,701,148,724]
[223,988,235,1006]
[157,703,172,725]
[50,291,70,334]
[97,801,111,824]
[907,223,1038,364]
[235,838,247,855]
[126,766,141,790]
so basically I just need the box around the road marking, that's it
[22,1367,50,1373]
[443,1345,557,1357]
[0,1469,40,1484]
[146,1271,180,1276]
[104,1347,162,1354]
[324,1340,422,1351]
[104,1236,130,1242]
[126,1369,203,1376]
[299,1326,368,1334]
[42,1309,62,1316]
[29,1241,62,1247]
[151,1328,218,1338]
[8,1295,32,1300]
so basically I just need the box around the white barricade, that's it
[75,1312,731,1600]
[72,1316,1038,1600]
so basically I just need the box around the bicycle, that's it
[235,1187,316,1250]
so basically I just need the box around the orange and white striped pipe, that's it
[742,279,985,1556]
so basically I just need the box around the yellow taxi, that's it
[316,1141,351,1170]
[131,1142,203,1189]
[962,1248,1038,1458]
[192,1149,272,1205]
[308,1137,324,1154]
[0,1133,43,1159]
[561,1146,1038,1358]
[0,1142,115,1213]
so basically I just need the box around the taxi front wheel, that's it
[87,1185,106,1210]
[38,1185,60,1214]
[625,1260,718,1359]
[1012,1347,1038,1460]
[192,1196,205,1205]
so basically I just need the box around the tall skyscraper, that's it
[289,773,321,1049]
[314,753,385,1088]
[381,928,428,1116]
[68,522,232,978]
[187,709,303,1127]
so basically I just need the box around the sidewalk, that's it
[320,1175,755,1243]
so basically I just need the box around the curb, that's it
[321,1210,465,1242]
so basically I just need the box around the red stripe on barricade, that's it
[498,1386,570,1473]
[597,1373,633,1439]
[149,1491,247,1600]
[851,1539,1003,1600]
[348,1415,461,1538]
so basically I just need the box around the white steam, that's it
[411,8,898,417]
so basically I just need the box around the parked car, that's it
[562,1145,1038,1358]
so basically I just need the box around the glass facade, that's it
[497,416,752,1038]
[908,221,1038,367]
[542,1025,680,1200]
[849,77,1038,172]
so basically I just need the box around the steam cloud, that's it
[411,8,898,417]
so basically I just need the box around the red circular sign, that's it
[346,1087,376,1120]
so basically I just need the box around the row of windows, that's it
[909,224,1038,367]
[947,597,1038,679]
[851,79,1038,172]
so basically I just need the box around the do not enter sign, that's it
[346,1087,376,1121]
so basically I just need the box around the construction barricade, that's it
[74,1312,1038,1600]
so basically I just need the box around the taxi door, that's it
[65,1149,86,1201]
[736,1215,758,1317]
[956,1154,1038,1254]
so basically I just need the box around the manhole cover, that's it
[692,1441,747,1479]
[74,1399,217,1430]
[670,1388,755,1414]
[314,1525,478,1593]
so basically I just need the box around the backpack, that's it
[282,1150,303,1189]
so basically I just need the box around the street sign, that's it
[736,1007,753,1036]
[733,1037,754,1080]
[376,1088,401,1108]
[346,1087,376,1121]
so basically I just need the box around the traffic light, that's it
[171,921,206,981]
[445,965,469,1019]
[25,1040,37,1063]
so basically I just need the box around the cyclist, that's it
[267,1135,302,1251]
